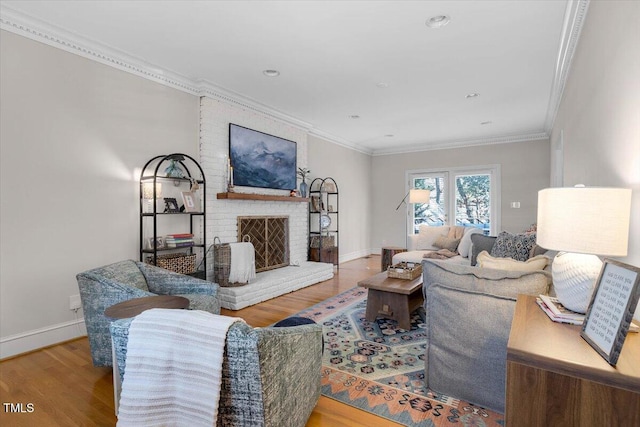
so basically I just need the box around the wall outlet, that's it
[69,294,81,311]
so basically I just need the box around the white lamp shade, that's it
[409,189,431,204]
[537,187,631,256]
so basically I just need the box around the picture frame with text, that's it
[580,259,640,365]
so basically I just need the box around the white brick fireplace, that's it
[199,96,332,309]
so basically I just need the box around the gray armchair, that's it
[110,316,322,426]
[77,259,220,366]
[421,259,551,413]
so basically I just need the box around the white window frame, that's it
[406,165,501,236]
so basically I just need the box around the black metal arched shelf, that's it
[308,177,339,268]
[139,153,207,279]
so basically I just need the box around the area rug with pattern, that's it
[294,286,505,427]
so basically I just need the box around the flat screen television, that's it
[229,123,297,191]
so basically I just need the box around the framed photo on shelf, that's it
[147,236,165,250]
[580,259,640,366]
[181,191,200,213]
[163,197,180,213]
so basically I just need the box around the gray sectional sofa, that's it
[420,257,552,413]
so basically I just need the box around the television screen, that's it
[229,124,297,191]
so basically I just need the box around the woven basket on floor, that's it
[212,236,252,287]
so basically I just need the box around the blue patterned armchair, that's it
[110,316,322,426]
[77,259,220,367]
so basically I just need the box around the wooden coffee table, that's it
[105,295,190,319]
[357,271,423,330]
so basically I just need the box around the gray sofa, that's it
[421,259,551,413]
[110,317,322,427]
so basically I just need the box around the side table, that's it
[381,246,406,272]
[105,295,189,319]
[506,295,640,426]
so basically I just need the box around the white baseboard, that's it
[0,318,87,360]
[339,248,376,264]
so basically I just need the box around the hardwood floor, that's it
[1,256,404,427]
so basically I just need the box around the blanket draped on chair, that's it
[116,309,243,427]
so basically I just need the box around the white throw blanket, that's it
[117,309,244,427]
[228,242,256,284]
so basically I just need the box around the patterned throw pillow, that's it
[490,231,537,262]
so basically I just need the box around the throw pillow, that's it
[458,228,483,258]
[433,235,461,252]
[470,234,497,266]
[477,251,549,272]
[490,231,537,262]
[416,225,450,250]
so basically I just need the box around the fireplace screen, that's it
[237,216,289,272]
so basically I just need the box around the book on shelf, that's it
[536,295,639,332]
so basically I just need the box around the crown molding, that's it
[0,7,200,94]
[0,5,313,133]
[1,2,583,157]
[307,128,373,155]
[371,132,550,156]
[196,80,313,132]
[544,0,590,132]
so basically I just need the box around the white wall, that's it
[308,135,373,261]
[550,1,639,319]
[371,140,550,250]
[551,0,639,268]
[0,31,200,358]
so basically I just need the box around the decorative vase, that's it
[164,160,184,178]
[299,180,308,198]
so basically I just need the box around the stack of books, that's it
[165,233,194,248]
[536,294,639,332]
[536,295,584,325]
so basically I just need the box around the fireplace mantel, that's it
[217,192,310,203]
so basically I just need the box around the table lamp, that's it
[536,186,632,313]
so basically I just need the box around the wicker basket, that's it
[147,253,196,275]
[310,235,335,248]
[212,237,252,287]
[387,262,422,280]
[213,242,235,287]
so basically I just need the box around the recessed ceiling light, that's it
[480,121,493,125]
[426,15,451,29]
[466,93,480,99]
[377,82,389,88]
[349,115,360,119]
[263,69,280,77]
[384,134,394,137]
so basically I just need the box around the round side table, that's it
[105,295,189,319]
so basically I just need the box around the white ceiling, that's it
[0,1,587,155]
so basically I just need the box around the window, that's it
[408,166,500,235]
